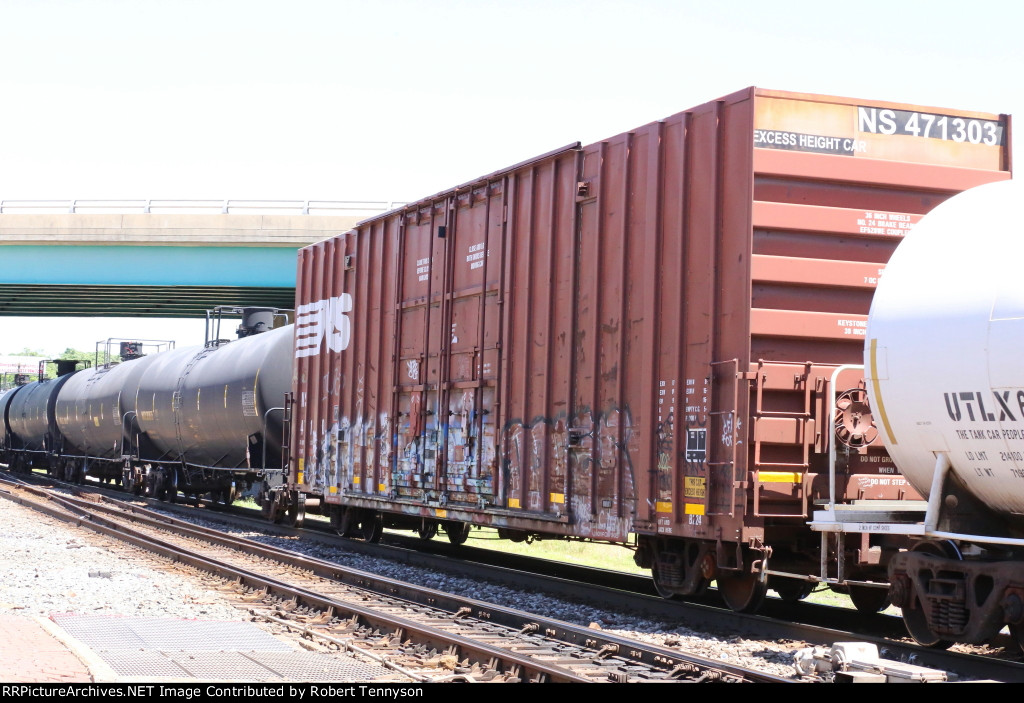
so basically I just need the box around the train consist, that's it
[1,308,292,503]
[274,87,1011,617]
[0,87,1017,649]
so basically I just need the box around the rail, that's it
[0,199,406,216]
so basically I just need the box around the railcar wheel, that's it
[903,606,954,649]
[444,521,471,546]
[264,494,284,524]
[330,506,353,536]
[1010,624,1024,654]
[652,563,682,600]
[358,513,384,543]
[284,492,306,528]
[848,585,891,614]
[717,571,768,613]
[166,471,179,504]
[258,483,279,521]
[211,487,236,506]
[417,521,438,540]
[900,540,960,649]
[771,578,815,604]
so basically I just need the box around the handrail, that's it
[827,363,864,512]
[0,199,406,215]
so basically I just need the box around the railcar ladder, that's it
[281,392,293,474]
[750,361,814,518]
[707,359,741,519]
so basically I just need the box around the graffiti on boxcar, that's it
[378,412,391,477]
[442,389,495,502]
[308,418,341,491]
[503,405,635,539]
[574,405,637,539]
[310,413,392,497]
[351,416,368,489]
[385,388,495,503]
[394,391,436,495]
[655,411,674,497]
[351,369,365,487]
[720,414,734,448]
[502,414,569,513]
[364,423,377,487]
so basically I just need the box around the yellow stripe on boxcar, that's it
[758,472,803,483]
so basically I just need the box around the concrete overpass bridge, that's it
[0,199,398,317]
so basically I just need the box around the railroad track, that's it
[8,469,1024,682]
[0,474,791,683]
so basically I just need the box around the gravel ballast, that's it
[0,494,801,680]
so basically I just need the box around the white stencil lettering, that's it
[295,294,353,358]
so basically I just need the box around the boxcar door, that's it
[393,201,449,502]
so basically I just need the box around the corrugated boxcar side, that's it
[499,153,580,527]
[291,87,1010,553]
[737,90,1009,548]
[293,213,399,502]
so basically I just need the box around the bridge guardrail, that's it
[0,199,406,216]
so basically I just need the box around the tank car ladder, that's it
[280,392,293,476]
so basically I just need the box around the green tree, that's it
[3,346,124,380]
[49,347,121,376]
[57,347,103,363]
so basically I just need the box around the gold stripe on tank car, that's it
[868,338,897,445]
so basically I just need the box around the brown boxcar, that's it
[282,87,1010,612]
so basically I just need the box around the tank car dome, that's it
[865,177,1024,514]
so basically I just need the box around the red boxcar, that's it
[283,87,1010,612]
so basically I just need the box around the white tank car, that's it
[865,178,1024,516]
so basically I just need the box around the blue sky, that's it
[1,0,1020,353]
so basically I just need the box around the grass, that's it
[456,526,646,574]
[453,526,892,612]
[230,497,884,611]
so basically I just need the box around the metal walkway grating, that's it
[50,615,394,681]
[52,615,293,652]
